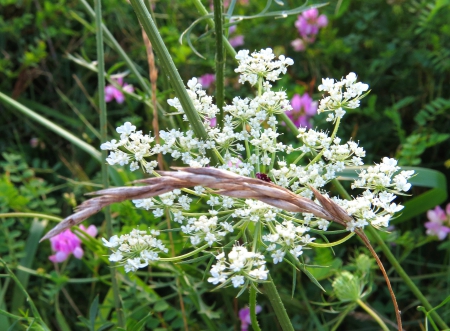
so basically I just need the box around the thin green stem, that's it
[213,0,225,129]
[263,275,295,331]
[249,286,262,331]
[192,0,237,59]
[298,285,325,331]
[80,0,151,96]
[0,213,62,222]
[129,0,220,166]
[356,299,389,331]
[0,258,50,331]
[366,227,449,330]
[0,92,101,161]
[159,244,209,262]
[94,0,124,326]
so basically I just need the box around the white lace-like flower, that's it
[103,229,168,273]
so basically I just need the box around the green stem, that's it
[192,0,237,59]
[0,92,101,161]
[80,0,151,96]
[0,258,50,331]
[366,227,449,330]
[298,285,325,331]
[263,275,295,331]
[0,213,62,222]
[331,177,449,330]
[129,0,220,166]
[213,0,225,129]
[249,286,262,331]
[159,244,209,262]
[356,299,389,331]
[94,0,124,327]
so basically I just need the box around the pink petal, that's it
[446,203,450,216]
[291,94,302,112]
[73,246,84,259]
[229,35,245,48]
[105,85,117,102]
[51,251,69,263]
[291,38,306,52]
[113,90,125,104]
[302,8,318,20]
[317,14,328,27]
[116,77,124,86]
[123,83,134,94]
[427,206,446,223]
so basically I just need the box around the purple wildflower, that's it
[285,93,317,128]
[295,8,328,42]
[105,77,134,104]
[49,225,98,263]
[239,305,262,331]
[229,35,245,48]
[291,38,306,52]
[425,204,450,240]
[199,74,216,89]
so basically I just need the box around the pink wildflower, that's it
[199,74,216,89]
[425,204,450,240]
[49,225,98,263]
[239,305,262,331]
[295,8,328,42]
[229,35,245,48]
[208,117,217,127]
[105,77,134,104]
[285,93,317,128]
[291,38,306,52]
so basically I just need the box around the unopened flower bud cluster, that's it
[100,48,413,289]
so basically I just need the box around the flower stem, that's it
[263,275,295,331]
[249,286,262,331]
[356,299,389,331]
[366,226,450,330]
[95,0,124,327]
[129,0,220,166]
[192,0,237,59]
[213,0,225,129]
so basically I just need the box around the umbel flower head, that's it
[44,48,413,293]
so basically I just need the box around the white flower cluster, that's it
[181,215,234,246]
[263,221,314,264]
[102,229,168,273]
[167,77,220,122]
[99,48,413,287]
[352,157,414,193]
[317,72,369,122]
[208,245,269,288]
[235,48,294,85]
[132,189,192,219]
[101,122,157,173]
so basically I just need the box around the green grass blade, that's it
[0,92,101,162]
[11,218,48,313]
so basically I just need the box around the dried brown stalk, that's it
[40,167,402,329]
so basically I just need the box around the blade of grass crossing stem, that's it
[11,219,48,314]
[129,0,220,166]
[94,0,124,327]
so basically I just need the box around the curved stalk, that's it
[356,299,389,331]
